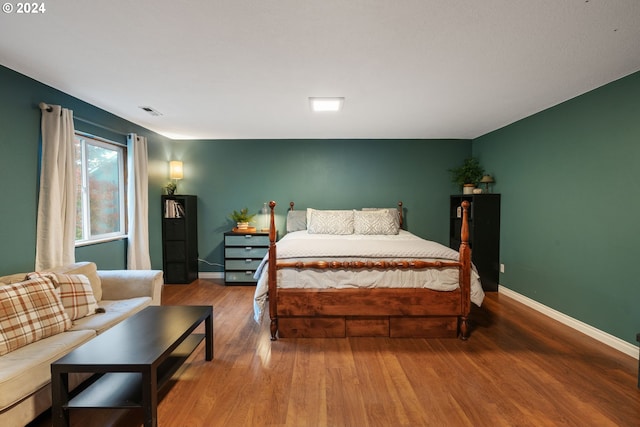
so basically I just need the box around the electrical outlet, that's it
[500,263,505,273]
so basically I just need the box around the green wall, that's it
[0,65,171,274]
[177,138,470,272]
[473,71,640,345]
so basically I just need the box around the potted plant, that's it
[229,208,256,230]
[164,182,177,195]
[449,157,485,194]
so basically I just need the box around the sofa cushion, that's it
[0,278,72,356]
[98,270,164,305]
[0,329,95,411]
[26,273,99,320]
[0,263,103,302]
[0,273,30,285]
[69,297,151,335]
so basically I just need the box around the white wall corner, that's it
[498,285,639,360]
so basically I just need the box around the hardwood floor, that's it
[30,279,639,427]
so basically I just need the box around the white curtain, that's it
[127,133,151,269]
[35,104,76,270]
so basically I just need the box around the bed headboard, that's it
[288,201,404,229]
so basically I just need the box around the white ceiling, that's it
[1,0,639,140]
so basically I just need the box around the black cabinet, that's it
[449,194,500,291]
[162,195,198,284]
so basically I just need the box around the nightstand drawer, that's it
[225,271,258,283]
[225,234,270,246]
[224,231,270,285]
[225,247,268,259]
[225,259,263,270]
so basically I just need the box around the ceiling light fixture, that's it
[309,97,344,112]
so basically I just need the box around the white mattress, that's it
[253,230,485,322]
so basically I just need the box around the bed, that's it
[253,201,484,340]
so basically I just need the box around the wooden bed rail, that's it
[266,200,472,341]
[276,260,462,270]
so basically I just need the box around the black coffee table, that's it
[51,305,213,427]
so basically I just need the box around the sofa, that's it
[0,262,164,427]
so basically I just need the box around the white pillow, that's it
[307,209,354,235]
[354,209,399,235]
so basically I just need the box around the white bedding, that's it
[253,230,485,323]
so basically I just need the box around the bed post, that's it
[397,201,403,229]
[458,200,472,340]
[268,201,278,340]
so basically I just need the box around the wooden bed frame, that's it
[266,200,472,340]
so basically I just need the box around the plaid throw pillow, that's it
[0,277,71,356]
[27,272,99,320]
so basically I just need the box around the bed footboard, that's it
[266,200,472,340]
[267,201,278,340]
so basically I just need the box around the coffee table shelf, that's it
[52,306,213,427]
[64,334,205,409]
[66,373,143,409]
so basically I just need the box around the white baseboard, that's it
[198,272,224,279]
[498,285,639,360]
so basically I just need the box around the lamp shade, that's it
[169,161,183,180]
[480,175,494,184]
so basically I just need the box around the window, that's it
[74,133,126,245]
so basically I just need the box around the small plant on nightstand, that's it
[229,208,256,230]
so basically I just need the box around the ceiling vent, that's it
[139,106,163,116]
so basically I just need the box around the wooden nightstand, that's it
[224,231,269,285]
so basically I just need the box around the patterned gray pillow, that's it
[307,209,354,234]
[354,210,399,235]
[286,210,307,232]
[361,207,400,229]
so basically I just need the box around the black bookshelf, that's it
[449,194,500,291]
[161,195,198,284]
